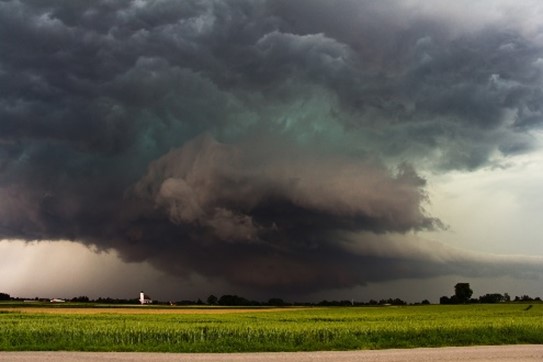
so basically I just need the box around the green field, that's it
[0,303,542,352]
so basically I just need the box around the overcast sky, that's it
[1,0,543,303]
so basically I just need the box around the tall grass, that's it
[0,304,542,352]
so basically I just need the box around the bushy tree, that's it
[70,296,89,302]
[0,292,10,301]
[454,283,473,303]
[268,298,286,306]
[440,283,474,304]
[218,294,250,306]
[378,298,407,306]
[478,293,504,304]
[206,295,218,305]
[515,295,534,302]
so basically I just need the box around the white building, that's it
[139,291,152,305]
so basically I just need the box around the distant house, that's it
[50,298,66,303]
[139,291,152,305]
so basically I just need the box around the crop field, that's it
[0,303,542,352]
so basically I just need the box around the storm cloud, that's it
[1,0,543,295]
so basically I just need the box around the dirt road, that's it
[1,345,543,361]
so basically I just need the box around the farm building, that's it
[139,291,152,304]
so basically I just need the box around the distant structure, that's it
[139,291,152,305]
[50,298,65,303]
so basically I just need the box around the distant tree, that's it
[478,293,504,304]
[449,295,460,304]
[95,297,138,304]
[71,296,89,303]
[439,296,451,305]
[392,298,407,305]
[207,295,218,305]
[421,299,430,305]
[268,298,285,306]
[377,298,407,306]
[0,292,10,301]
[454,283,473,304]
[318,299,355,306]
[218,294,250,306]
[503,293,511,302]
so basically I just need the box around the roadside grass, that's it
[0,304,542,352]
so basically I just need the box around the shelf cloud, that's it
[1,0,543,296]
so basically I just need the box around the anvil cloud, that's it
[1,0,543,298]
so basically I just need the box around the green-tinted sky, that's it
[0,0,542,302]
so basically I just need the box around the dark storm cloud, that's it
[1,0,543,294]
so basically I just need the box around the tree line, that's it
[439,283,542,304]
[1,284,541,306]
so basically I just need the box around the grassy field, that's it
[0,303,542,352]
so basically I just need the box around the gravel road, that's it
[1,345,543,362]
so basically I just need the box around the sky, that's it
[1,0,543,303]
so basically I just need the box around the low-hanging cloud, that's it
[133,135,435,237]
[1,0,543,295]
[106,133,438,291]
